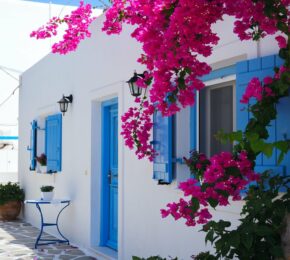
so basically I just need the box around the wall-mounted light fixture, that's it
[126,72,145,97]
[57,94,73,116]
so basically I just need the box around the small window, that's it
[28,114,62,173]
[199,83,235,157]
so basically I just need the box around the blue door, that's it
[101,99,118,250]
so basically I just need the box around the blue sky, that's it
[22,0,110,7]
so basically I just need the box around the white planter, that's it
[36,165,47,173]
[41,191,54,201]
[40,166,47,173]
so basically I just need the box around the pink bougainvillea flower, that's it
[162,151,259,226]
[275,35,287,49]
[30,1,95,54]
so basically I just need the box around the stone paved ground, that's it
[0,220,97,260]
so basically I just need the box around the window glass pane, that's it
[199,85,233,157]
[210,86,233,156]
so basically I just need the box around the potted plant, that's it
[40,185,54,201]
[36,153,47,173]
[0,182,25,220]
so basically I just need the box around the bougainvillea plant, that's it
[31,0,289,160]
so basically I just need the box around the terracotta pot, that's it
[0,201,22,221]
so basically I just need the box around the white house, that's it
[19,13,290,260]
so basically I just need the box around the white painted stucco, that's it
[19,13,280,260]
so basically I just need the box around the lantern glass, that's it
[57,95,73,115]
[127,72,144,97]
[129,82,142,97]
[59,100,68,113]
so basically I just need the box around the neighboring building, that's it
[19,14,290,259]
[0,0,99,183]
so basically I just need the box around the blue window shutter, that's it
[236,54,290,178]
[29,120,37,171]
[45,114,62,173]
[152,111,173,184]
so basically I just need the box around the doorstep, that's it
[89,246,118,260]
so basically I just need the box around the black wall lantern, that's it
[127,72,145,97]
[57,94,73,116]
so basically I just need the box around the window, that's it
[28,113,62,173]
[199,83,235,157]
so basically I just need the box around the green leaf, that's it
[191,197,200,213]
[263,143,274,158]
[275,141,289,153]
[246,132,259,142]
[208,198,218,208]
[277,151,285,165]
[231,131,243,142]
[205,229,214,244]
[132,257,143,260]
[226,167,241,177]
[229,232,240,248]
[215,189,229,197]
[269,246,284,257]
[256,225,273,236]
[241,233,253,250]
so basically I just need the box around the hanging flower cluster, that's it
[161,151,260,226]
[121,97,155,160]
[30,1,95,54]
[240,64,290,104]
[240,77,274,103]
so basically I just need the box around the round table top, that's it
[24,199,70,204]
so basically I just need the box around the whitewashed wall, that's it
[19,14,280,260]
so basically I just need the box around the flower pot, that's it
[40,166,47,173]
[0,200,22,221]
[41,191,54,201]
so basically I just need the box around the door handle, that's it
[108,170,112,183]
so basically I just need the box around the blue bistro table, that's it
[24,199,70,249]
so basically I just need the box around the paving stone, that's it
[46,249,63,254]
[59,255,77,260]
[75,257,98,260]
[0,220,98,259]
[64,249,85,256]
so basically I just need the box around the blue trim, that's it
[190,105,196,150]
[0,136,18,140]
[200,65,236,82]
[29,120,38,171]
[167,116,173,183]
[100,97,118,250]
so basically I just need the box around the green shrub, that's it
[0,182,25,205]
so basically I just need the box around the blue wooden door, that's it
[107,104,118,250]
